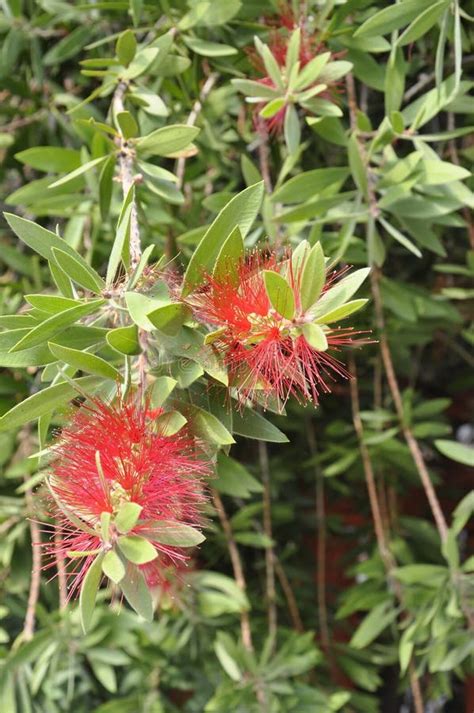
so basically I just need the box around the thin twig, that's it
[212,489,254,652]
[112,80,141,270]
[273,556,304,632]
[176,73,218,189]
[370,269,449,543]
[349,357,424,713]
[258,441,277,648]
[54,530,68,610]
[306,423,330,652]
[23,487,42,641]
[0,109,48,133]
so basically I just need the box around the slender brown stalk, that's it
[273,556,304,632]
[258,441,277,646]
[176,73,218,189]
[369,269,449,543]
[54,531,68,610]
[306,423,330,652]
[349,356,424,713]
[112,80,141,270]
[23,487,42,641]
[212,489,253,652]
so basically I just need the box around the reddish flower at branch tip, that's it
[185,249,369,410]
[41,395,209,599]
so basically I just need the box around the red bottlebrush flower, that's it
[185,250,369,410]
[243,4,344,136]
[42,395,209,599]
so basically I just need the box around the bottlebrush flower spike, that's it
[233,5,351,152]
[185,243,370,411]
[42,394,209,627]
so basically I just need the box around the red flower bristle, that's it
[42,395,209,599]
[186,251,367,410]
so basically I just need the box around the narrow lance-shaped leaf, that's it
[263,270,295,320]
[80,553,104,634]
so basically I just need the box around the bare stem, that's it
[23,488,42,641]
[349,356,424,713]
[258,441,277,647]
[306,423,330,652]
[369,269,449,543]
[112,80,141,271]
[54,530,68,610]
[212,489,254,652]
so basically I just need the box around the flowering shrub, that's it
[0,1,472,712]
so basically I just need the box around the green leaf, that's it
[284,104,300,155]
[182,182,264,296]
[44,26,92,65]
[99,155,116,221]
[136,124,200,156]
[48,342,122,381]
[350,601,398,648]
[263,270,295,320]
[141,520,205,547]
[301,323,328,351]
[272,168,349,204]
[232,408,288,443]
[315,298,368,324]
[49,155,108,189]
[119,564,153,621]
[348,133,368,197]
[213,226,245,285]
[147,303,189,335]
[154,410,187,437]
[106,324,140,355]
[260,97,286,119]
[0,376,100,432]
[106,199,133,286]
[214,634,242,682]
[231,78,280,100]
[300,242,325,311]
[116,29,137,66]
[434,440,473,466]
[294,52,331,90]
[379,217,422,258]
[125,292,167,331]
[118,535,158,564]
[384,47,405,116]
[215,453,263,498]
[116,111,138,139]
[79,553,104,634]
[25,294,79,313]
[420,160,471,185]
[397,0,449,47]
[4,213,90,263]
[10,300,105,352]
[183,36,237,57]
[115,502,142,534]
[149,376,177,408]
[307,268,370,320]
[15,147,81,173]
[52,248,105,293]
[190,407,235,446]
[102,550,125,584]
[354,0,434,37]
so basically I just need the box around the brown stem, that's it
[273,556,304,632]
[23,488,42,641]
[306,423,330,652]
[349,357,424,713]
[176,73,218,189]
[212,489,253,652]
[258,441,277,646]
[369,269,449,543]
[54,530,68,610]
[257,126,273,194]
[112,80,141,270]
